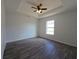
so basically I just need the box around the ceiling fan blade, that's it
[34,10,37,12]
[32,7,37,9]
[39,3,42,6]
[41,8,47,10]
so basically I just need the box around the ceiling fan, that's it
[31,3,47,13]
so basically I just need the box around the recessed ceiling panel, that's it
[17,0,63,18]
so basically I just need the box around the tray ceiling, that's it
[17,0,63,18]
[5,0,77,18]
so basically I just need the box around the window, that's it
[46,20,55,35]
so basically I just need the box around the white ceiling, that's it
[5,0,77,18]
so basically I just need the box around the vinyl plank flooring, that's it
[3,38,77,59]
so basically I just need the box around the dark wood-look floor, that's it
[3,38,77,59]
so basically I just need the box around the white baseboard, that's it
[6,37,37,43]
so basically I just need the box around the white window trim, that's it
[46,20,55,35]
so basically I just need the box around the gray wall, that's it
[6,11,38,43]
[1,0,6,59]
[38,10,77,47]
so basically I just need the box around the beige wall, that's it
[6,11,38,43]
[38,10,77,47]
[1,0,6,59]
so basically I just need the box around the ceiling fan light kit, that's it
[36,10,42,13]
